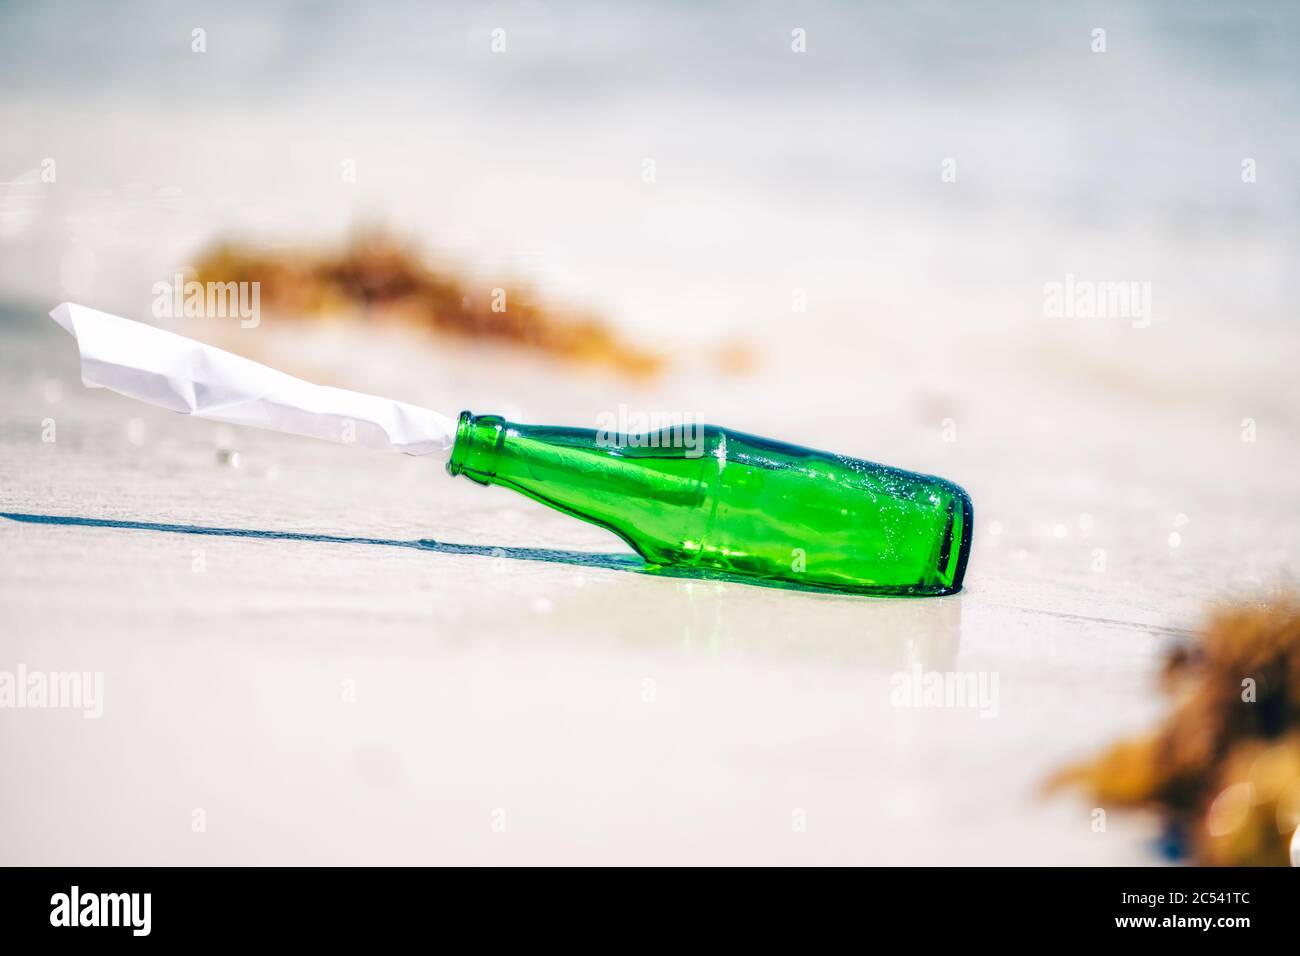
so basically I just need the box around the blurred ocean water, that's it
[0,0,1296,342]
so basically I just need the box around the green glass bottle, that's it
[447,412,972,596]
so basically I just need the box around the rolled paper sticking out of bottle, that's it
[49,302,973,596]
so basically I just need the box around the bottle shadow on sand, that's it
[0,510,959,599]
[0,511,964,667]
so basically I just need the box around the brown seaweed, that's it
[1048,601,1300,865]
[193,233,665,377]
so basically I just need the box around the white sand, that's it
[3,301,1295,864]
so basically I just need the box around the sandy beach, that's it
[3,292,1296,863]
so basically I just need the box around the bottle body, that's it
[448,412,972,596]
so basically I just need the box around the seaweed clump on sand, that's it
[193,235,665,377]
[1048,601,1300,865]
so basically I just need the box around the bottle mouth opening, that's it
[445,410,476,477]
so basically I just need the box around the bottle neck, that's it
[446,411,505,484]
[445,409,716,564]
